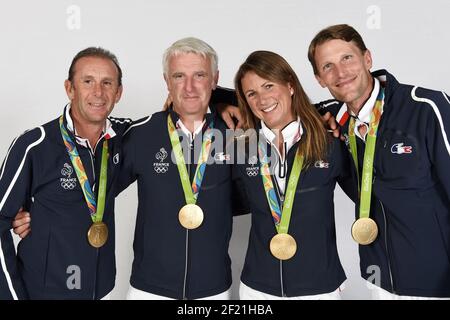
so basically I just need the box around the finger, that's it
[235,119,243,130]
[19,229,30,239]
[12,212,30,225]
[15,211,30,219]
[321,112,331,123]
[329,117,337,130]
[230,109,244,130]
[13,223,30,235]
[333,129,341,138]
[222,112,236,130]
[12,216,30,228]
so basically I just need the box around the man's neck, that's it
[347,77,375,116]
[71,116,104,149]
[174,106,207,134]
[179,115,205,134]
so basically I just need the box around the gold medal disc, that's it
[269,233,297,260]
[351,217,378,245]
[178,204,204,229]
[87,221,109,248]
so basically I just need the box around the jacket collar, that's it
[167,105,216,139]
[63,104,116,152]
[371,69,400,109]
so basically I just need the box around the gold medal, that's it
[270,233,297,260]
[87,222,109,248]
[351,217,378,245]
[178,204,204,229]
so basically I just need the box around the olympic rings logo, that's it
[154,163,169,174]
[246,167,259,177]
[60,178,77,190]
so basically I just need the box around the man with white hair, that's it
[117,37,246,300]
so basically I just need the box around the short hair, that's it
[162,37,218,77]
[68,47,122,85]
[308,24,368,74]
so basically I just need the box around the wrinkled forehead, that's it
[167,52,213,74]
[73,56,119,78]
[315,39,364,63]
[316,39,363,56]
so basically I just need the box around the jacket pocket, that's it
[431,206,450,264]
[376,128,420,180]
[44,226,94,291]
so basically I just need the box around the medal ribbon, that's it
[348,87,385,219]
[168,115,214,205]
[258,140,304,234]
[59,116,108,223]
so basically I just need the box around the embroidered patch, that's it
[314,160,330,169]
[246,155,259,177]
[60,163,77,190]
[154,148,170,174]
[390,143,413,154]
[214,152,231,161]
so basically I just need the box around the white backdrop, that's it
[1,0,449,300]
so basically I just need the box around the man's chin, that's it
[87,114,109,123]
[178,104,208,115]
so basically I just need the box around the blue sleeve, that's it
[115,119,145,196]
[209,86,238,113]
[315,99,342,117]
[334,138,358,203]
[0,127,44,299]
[426,91,450,201]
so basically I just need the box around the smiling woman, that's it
[231,50,356,300]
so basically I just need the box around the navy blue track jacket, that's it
[0,106,130,299]
[116,108,247,299]
[319,70,450,297]
[234,131,356,297]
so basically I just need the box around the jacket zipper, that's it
[270,141,290,297]
[92,248,99,300]
[87,149,99,300]
[379,199,395,293]
[273,179,286,296]
[279,260,286,297]
[182,137,194,300]
[373,137,395,294]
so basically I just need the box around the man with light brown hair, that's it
[309,24,450,299]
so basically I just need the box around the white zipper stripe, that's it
[0,126,45,300]
[411,87,450,157]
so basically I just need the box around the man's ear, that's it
[364,49,373,70]
[163,73,170,91]
[212,70,219,90]
[115,85,123,103]
[64,79,74,100]
[315,74,327,88]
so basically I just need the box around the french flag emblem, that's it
[391,143,413,154]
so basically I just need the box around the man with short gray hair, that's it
[117,37,246,300]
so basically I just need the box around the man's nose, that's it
[184,77,193,92]
[93,82,103,97]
